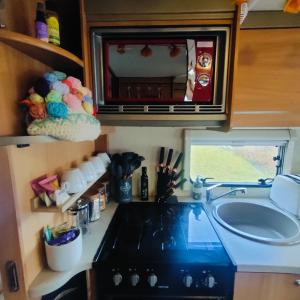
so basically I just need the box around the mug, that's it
[97,152,111,168]
[61,168,87,194]
[89,156,106,175]
[79,161,97,183]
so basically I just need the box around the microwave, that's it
[91,26,230,119]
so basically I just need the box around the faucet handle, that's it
[206,183,222,191]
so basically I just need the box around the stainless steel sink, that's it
[212,201,300,245]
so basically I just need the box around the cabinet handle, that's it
[295,279,300,286]
[5,261,19,292]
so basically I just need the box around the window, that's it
[185,130,292,185]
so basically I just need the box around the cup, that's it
[61,168,87,194]
[79,161,97,183]
[97,152,111,168]
[89,156,106,175]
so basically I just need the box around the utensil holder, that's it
[45,230,82,272]
[116,177,132,203]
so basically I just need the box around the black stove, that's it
[94,202,236,300]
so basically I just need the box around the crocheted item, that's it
[27,113,101,142]
[29,103,47,119]
[82,101,93,114]
[66,76,81,89]
[52,71,67,81]
[44,72,58,85]
[34,78,50,97]
[71,88,84,101]
[29,93,44,104]
[46,90,62,103]
[47,102,69,118]
[52,81,70,96]
[63,94,83,111]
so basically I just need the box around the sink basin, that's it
[212,201,300,245]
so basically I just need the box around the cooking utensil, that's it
[172,152,183,172]
[174,169,184,182]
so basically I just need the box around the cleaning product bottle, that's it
[141,166,148,201]
[35,2,48,42]
[192,176,203,200]
[46,1,60,46]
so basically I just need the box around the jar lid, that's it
[69,198,88,212]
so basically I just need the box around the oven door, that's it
[100,294,227,300]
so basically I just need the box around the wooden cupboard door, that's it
[0,148,28,300]
[233,272,300,300]
[231,29,300,127]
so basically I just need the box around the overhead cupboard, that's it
[231,28,300,127]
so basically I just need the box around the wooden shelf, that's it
[0,30,84,70]
[31,172,106,213]
[0,136,59,146]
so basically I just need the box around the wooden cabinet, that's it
[233,272,300,300]
[231,28,300,127]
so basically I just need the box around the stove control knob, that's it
[147,273,158,287]
[113,273,122,286]
[183,275,193,288]
[130,273,140,287]
[204,274,216,288]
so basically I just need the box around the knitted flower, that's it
[44,72,58,85]
[52,81,70,96]
[29,103,47,119]
[52,71,67,81]
[71,87,84,101]
[29,93,44,104]
[46,90,62,103]
[66,76,81,89]
[83,95,93,105]
[63,93,82,111]
[82,101,93,115]
[34,78,50,97]
[47,102,69,118]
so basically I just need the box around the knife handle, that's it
[174,169,184,181]
[159,147,165,165]
[166,149,173,166]
[173,152,183,170]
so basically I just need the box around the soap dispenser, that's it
[191,177,213,200]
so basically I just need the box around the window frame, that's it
[184,129,295,189]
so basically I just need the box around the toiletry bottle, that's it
[46,1,60,46]
[141,167,148,201]
[35,2,48,42]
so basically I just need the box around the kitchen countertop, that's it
[28,202,118,299]
[28,197,300,298]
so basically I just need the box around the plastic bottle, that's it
[46,2,60,46]
[192,176,203,200]
[35,2,48,42]
[140,167,148,201]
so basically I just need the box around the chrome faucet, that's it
[206,184,247,203]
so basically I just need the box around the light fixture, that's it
[141,45,152,57]
[117,44,126,54]
[169,45,181,57]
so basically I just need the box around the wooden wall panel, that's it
[231,28,300,127]
[234,272,300,300]
[7,141,95,292]
[0,42,50,136]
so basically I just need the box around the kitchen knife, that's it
[158,147,165,173]
[165,149,173,173]
[174,178,187,189]
[172,152,183,171]
[174,169,184,182]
